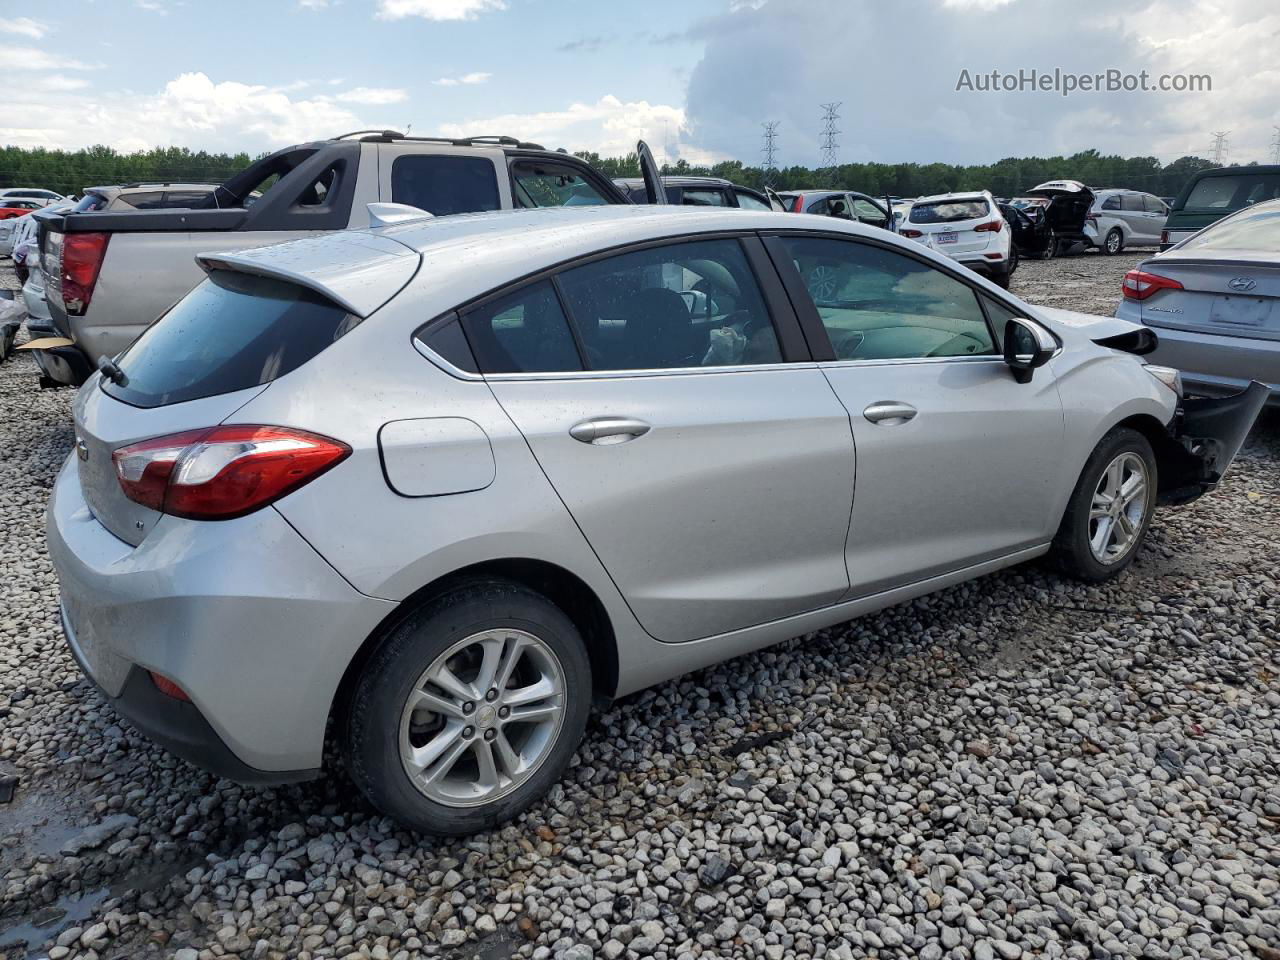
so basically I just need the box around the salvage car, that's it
[49,204,1266,834]
[1161,165,1280,250]
[1118,197,1279,404]
[1084,189,1168,255]
[72,183,221,212]
[776,190,891,228]
[899,191,1015,286]
[32,132,661,388]
[1023,180,1095,255]
[998,201,1055,260]
[613,175,777,210]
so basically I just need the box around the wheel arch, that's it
[1104,412,1189,501]
[326,557,620,745]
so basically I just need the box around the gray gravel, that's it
[1,252,1278,960]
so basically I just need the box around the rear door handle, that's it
[862,401,917,425]
[569,417,651,444]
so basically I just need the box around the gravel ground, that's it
[0,250,1277,960]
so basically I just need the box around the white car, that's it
[0,188,67,208]
[1083,189,1169,255]
[897,190,1015,288]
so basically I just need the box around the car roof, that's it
[912,191,991,203]
[614,176,734,188]
[210,206,886,318]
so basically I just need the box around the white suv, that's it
[1084,189,1168,254]
[898,190,1014,287]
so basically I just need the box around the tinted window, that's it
[979,296,1024,349]
[1101,195,1122,211]
[681,188,729,206]
[1120,193,1144,212]
[105,271,359,408]
[74,194,107,213]
[460,281,582,374]
[557,238,782,370]
[512,162,610,208]
[1185,174,1280,211]
[1181,205,1280,252]
[909,199,990,223]
[778,236,996,360]
[735,190,771,211]
[417,315,479,374]
[1143,195,1167,214]
[164,190,213,207]
[116,191,166,210]
[392,155,501,216]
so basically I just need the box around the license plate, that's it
[936,231,958,245]
[1210,295,1271,327]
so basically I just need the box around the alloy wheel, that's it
[1088,452,1148,564]
[399,629,566,807]
[1106,230,1122,254]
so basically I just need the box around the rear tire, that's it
[1039,230,1056,259]
[1050,428,1157,582]
[344,580,592,835]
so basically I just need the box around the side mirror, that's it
[1003,317,1056,383]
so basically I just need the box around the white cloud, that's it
[0,17,51,39]
[437,94,725,164]
[0,72,387,153]
[941,0,1016,8]
[7,50,100,72]
[297,0,330,7]
[134,0,169,12]
[40,75,91,92]
[376,0,505,21]
[432,71,491,87]
[335,86,408,104]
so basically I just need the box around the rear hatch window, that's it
[909,199,989,224]
[103,270,359,408]
[1180,205,1280,252]
[1183,174,1280,212]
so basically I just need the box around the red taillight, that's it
[899,228,923,238]
[1085,214,1098,226]
[1159,229,1169,245]
[149,671,191,701]
[61,232,109,316]
[791,194,804,213]
[1122,269,1184,301]
[974,219,1003,233]
[112,425,350,520]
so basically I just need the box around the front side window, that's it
[735,190,771,211]
[680,188,729,206]
[778,235,996,361]
[512,161,610,208]
[392,155,501,217]
[557,237,782,370]
[459,280,582,374]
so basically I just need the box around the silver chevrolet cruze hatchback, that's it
[48,206,1265,834]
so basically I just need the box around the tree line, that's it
[0,142,1229,200]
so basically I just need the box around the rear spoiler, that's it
[196,231,421,318]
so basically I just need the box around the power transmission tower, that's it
[820,102,841,175]
[1271,126,1280,165]
[761,121,780,187]
[1209,131,1229,165]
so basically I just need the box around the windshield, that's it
[1183,174,1280,212]
[1181,205,1280,251]
[104,270,359,408]
[909,199,990,224]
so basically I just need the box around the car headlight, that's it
[1145,364,1182,396]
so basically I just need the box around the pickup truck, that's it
[31,132,666,386]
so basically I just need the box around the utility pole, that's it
[1271,126,1280,165]
[820,102,841,179]
[1209,131,1229,165]
[761,121,780,188]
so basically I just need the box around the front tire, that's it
[1050,428,1156,582]
[345,580,592,835]
[1103,228,1124,255]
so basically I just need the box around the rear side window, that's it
[105,270,359,408]
[459,280,582,374]
[681,188,729,206]
[392,155,501,216]
[512,161,611,207]
[735,190,771,211]
[909,199,989,223]
[1101,195,1121,211]
[117,191,166,210]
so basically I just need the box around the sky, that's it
[1,0,1278,168]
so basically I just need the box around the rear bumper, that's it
[47,454,395,776]
[1142,322,1280,406]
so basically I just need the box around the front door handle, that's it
[569,417,651,444]
[862,401,918,425]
